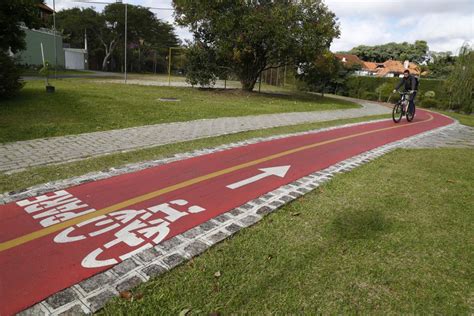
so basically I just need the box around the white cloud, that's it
[326,0,474,53]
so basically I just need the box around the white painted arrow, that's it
[226,165,291,190]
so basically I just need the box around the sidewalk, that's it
[0,100,390,173]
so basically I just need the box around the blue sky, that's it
[47,0,473,54]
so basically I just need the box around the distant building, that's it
[335,54,421,78]
[64,48,88,70]
[15,3,65,67]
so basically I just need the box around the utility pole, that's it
[53,0,57,79]
[124,2,127,84]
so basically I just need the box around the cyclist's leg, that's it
[409,91,416,113]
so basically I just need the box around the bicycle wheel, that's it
[407,105,416,122]
[392,102,403,123]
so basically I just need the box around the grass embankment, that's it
[0,115,388,193]
[100,148,473,315]
[0,79,356,143]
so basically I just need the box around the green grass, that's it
[0,79,357,143]
[99,148,473,315]
[21,69,95,76]
[434,110,474,127]
[0,114,388,193]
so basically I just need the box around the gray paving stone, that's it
[158,236,184,252]
[229,208,244,216]
[181,226,205,239]
[199,220,217,231]
[17,303,47,316]
[87,290,116,313]
[45,288,78,309]
[163,253,185,268]
[183,240,209,257]
[240,215,260,227]
[79,272,115,293]
[208,231,229,244]
[112,259,138,277]
[142,264,167,278]
[57,304,88,316]
[256,206,274,216]
[225,223,242,234]
[136,247,163,262]
[116,276,142,292]
[214,214,231,223]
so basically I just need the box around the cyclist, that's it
[393,69,418,114]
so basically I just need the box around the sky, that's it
[46,0,474,54]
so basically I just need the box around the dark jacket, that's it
[395,75,417,91]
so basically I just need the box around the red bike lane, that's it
[0,109,453,315]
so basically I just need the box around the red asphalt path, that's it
[0,109,452,315]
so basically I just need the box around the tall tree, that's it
[0,0,43,98]
[173,0,340,91]
[0,0,44,53]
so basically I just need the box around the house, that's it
[335,53,365,69]
[15,3,65,67]
[335,54,421,77]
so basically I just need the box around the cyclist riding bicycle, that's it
[393,69,418,114]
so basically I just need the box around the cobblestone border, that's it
[11,118,469,315]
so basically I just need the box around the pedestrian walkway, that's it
[0,101,390,173]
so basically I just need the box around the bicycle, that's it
[391,91,416,123]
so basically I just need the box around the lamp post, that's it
[53,0,57,79]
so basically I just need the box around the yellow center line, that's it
[0,114,435,252]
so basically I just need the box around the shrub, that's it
[0,51,24,99]
[375,82,394,101]
[362,91,378,101]
[419,98,442,108]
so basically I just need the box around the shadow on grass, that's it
[330,209,392,240]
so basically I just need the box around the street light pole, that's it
[53,0,57,79]
[124,2,127,84]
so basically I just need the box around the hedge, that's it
[338,76,449,108]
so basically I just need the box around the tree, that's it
[349,41,429,63]
[173,0,340,91]
[445,44,473,114]
[426,51,457,79]
[0,0,43,98]
[55,4,179,72]
[298,51,341,97]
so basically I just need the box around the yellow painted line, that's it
[0,114,435,252]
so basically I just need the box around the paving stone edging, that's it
[11,119,471,315]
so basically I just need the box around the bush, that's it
[340,76,448,107]
[419,98,442,108]
[424,90,436,98]
[361,91,378,101]
[0,51,24,99]
[375,82,394,101]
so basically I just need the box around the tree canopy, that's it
[0,0,44,53]
[348,41,429,63]
[56,4,179,71]
[173,0,340,91]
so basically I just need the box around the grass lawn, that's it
[0,114,388,193]
[21,69,95,76]
[0,79,356,143]
[99,148,473,315]
[434,110,474,127]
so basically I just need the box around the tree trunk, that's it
[241,78,258,91]
[100,39,117,71]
